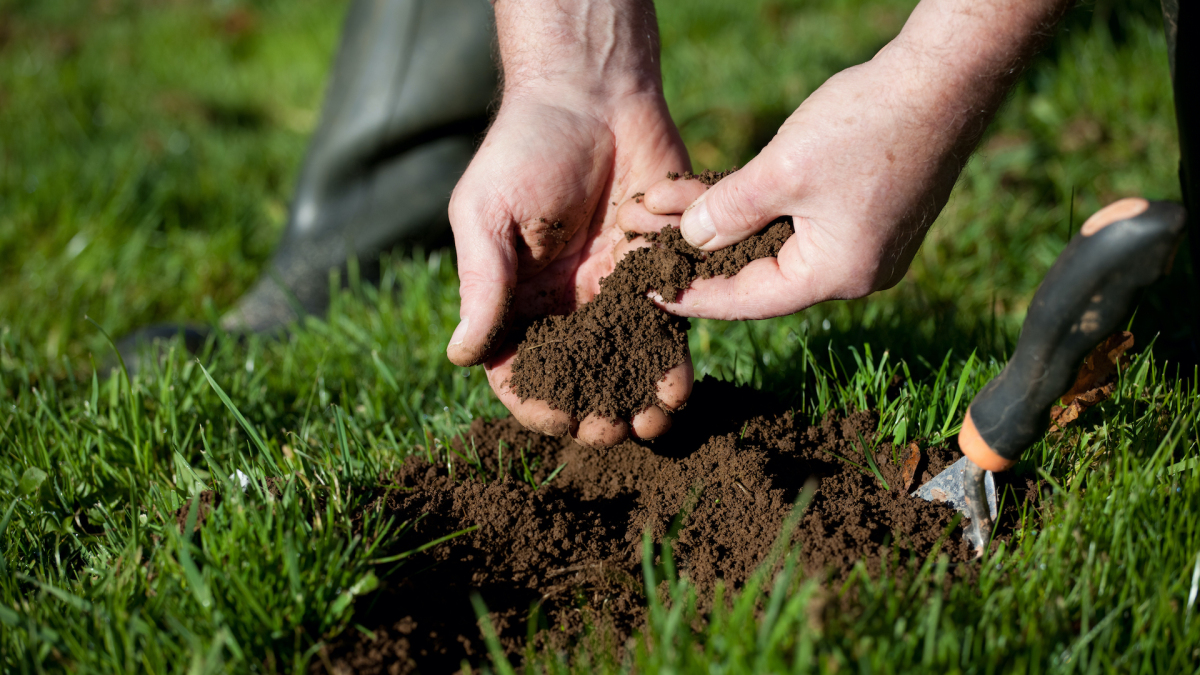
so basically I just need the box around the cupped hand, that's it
[618,53,976,321]
[446,90,694,446]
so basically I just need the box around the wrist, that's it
[494,0,664,101]
[878,0,1071,100]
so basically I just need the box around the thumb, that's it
[446,219,517,368]
[680,162,783,252]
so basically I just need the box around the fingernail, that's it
[680,196,715,248]
[449,316,470,346]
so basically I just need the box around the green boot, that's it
[119,0,496,361]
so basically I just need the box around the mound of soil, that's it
[314,380,1033,674]
[509,170,794,420]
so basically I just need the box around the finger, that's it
[611,232,654,266]
[446,200,518,367]
[571,224,623,306]
[662,264,800,320]
[631,405,671,440]
[617,197,680,234]
[657,236,832,320]
[484,350,571,436]
[643,177,707,215]
[656,360,694,411]
[679,160,785,252]
[572,414,629,448]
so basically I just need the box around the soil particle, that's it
[509,167,793,421]
[667,168,737,186]
[174,490,218,532]
[314,379,1031,674]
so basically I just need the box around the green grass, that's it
[3,0,1199,672]
[539,349,1200,674]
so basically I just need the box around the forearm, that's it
[492,0,663,100]
[876,0,1074,156]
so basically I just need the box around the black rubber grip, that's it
[969,200,1187,462]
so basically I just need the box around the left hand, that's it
[447,87,694,446]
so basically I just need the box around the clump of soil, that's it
[635,220,795,302]
[175,490,219,532]
[509,170,795,420]
[313,379,1034,674]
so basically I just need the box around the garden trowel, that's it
[914,198,1187,556]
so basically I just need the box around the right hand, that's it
[616,61,948,321]
[616,0,1074,322]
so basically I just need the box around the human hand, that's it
[445,83,694,446]
[618,0,1072,321]
[618,61,946,319]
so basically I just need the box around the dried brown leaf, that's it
[1049,331,1134,431]
[900,441,922,492]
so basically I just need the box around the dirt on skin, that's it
[313,379,1034,675]
[666,168,736,186]
[509,169,795,420]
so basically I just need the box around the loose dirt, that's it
[313,379,1034,675]
[508,170,794,421]
[666,168,735,186]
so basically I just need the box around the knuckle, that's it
[773,151,807,182]
[447,192,467,229]
[447,187,484,231]
[449,175,513,234]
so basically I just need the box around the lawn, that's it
[2,0,1199,672]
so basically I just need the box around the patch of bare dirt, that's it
[312,379,1032,674]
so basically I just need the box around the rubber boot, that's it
[1130,0,1200,367]
[118,0,497,363]
[1164,0,1200,336]
[223,0,497,332]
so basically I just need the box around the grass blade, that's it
[939,350,977,439]
[197,360,282,475]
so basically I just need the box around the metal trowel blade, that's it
[912,456,997,520]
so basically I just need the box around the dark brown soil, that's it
[313,379,1033,675]
[636,220,795,302]
[175,490,218,532]
[509,170,794,420]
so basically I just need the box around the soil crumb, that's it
[313,380,1030,675]
[509,169,794,420]
[667,167,737,186]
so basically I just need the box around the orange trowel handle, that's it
[960,199,1187,472]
